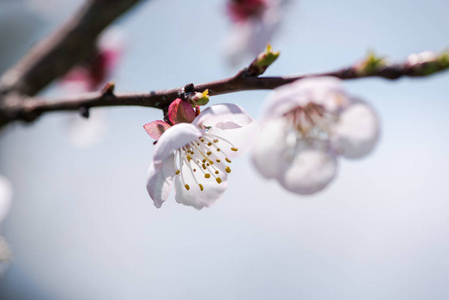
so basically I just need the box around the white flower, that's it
[224,0,285,66]
[146,104,257,209]
[252,77,380,194]
[0,175,12,225]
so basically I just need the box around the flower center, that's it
[284,102,337,142]
[174,132,238,191]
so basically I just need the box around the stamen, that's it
[225,166,231,173]
[215,171,219,174]
[216,177,222,184]
[199,184,204,191]
[225,158,232,163]
[205,174,211,178]
[216,159,221,163]
[185,184,190,190]
[231,147,238,152]
[175,170,180,175]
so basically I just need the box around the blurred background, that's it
[1,0,449,299]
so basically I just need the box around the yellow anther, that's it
[202,159,206,163]
[200,139,205,142]
[207,151,212,156]
[213,139,219,143]
[185,184,190,190]
[216,177,222,184]
[207,142,212,146]
[215,170,219,174]
[187,155,192,161]
[216,159,221,163]
[175,170,180,175]
[193,169,197,172]
[231,147,238,152]
[199,184,204,191]
[216,148,221,152]
[207,163,210,166]
[225,158,232,163]
[205,174,211,178]
[225,166,231,173]
[202,165,206,170]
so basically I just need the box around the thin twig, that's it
[1,55,448,125]
[0,0,143,97]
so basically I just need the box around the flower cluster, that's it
[144,78,379,209]
[144,98,257,209]
[252,77,380,194]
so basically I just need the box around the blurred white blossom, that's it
[0,175,12,275]
[224,0,286,66]
[252,77,380,194]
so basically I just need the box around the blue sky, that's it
[1,0,449,299]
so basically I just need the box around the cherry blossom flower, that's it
[0,175,12,274]
[224,0,285,66]
[59,27,124,148]
[144,100,257,209]
[252,77,380,195]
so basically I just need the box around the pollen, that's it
[216,159,221,163]
[216,148,220,152]
[213,139,219,143]
[175,170,180,175]
[205,174,211,178]
[215,171,219,174]
[207,142,212,146]
[225,166,231,173]
[187,155,192,161]
[185,184,190,191]
[231,147,238,152]
[199,184,204,191]
[216,177,222,184]
[207,151,212,155]
[225,158,232,163]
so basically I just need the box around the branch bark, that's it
[0,0,143,97]
[1,56,447,125]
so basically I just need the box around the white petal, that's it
[146,155,177,208]
[331,101,380,159]
[153,123,202,164]
[0,176,12,224]
[193,104,254,130]
[206,119,259,160]
[278,148,338,195]
[251,118,289,179]
[174,163,228,210]
[262,77,348,119]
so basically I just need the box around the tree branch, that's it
[0,0,144,97]
[1,52,447,125]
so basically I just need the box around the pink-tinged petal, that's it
[0,175,12,224]
[168,98,196,124]
[193,103,254,129]
[174,165,228,210]
[153,123,203,164]
[143,120,171,140]
[331,101,380,159]
[146,155,177,208]
[278,148,338,195]
[206,118,259,160]
[251,118,288,178]
[262,77,347,120]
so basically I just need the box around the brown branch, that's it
[0,0,143,97]
[1,53,448,125]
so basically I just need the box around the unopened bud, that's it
[406,50,449,76]
[190,89,210,106]
[355,51,387,75]
[248,44,280,76]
